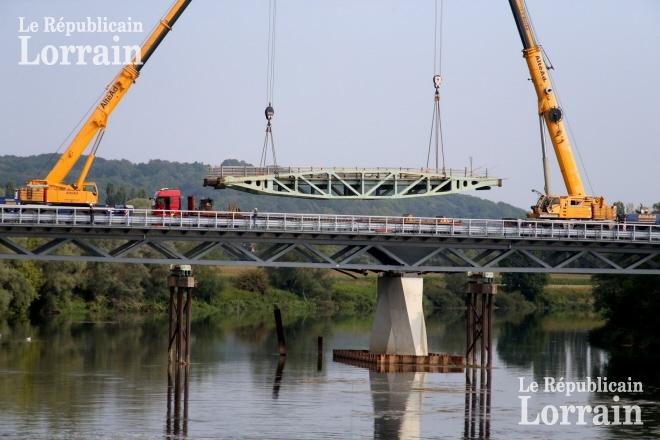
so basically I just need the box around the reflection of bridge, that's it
[0,205,658,274]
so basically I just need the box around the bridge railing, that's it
[1,205,659,244]
[207,166,490,179]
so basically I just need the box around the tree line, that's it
[0,154,526,218]
[0,249,337,320]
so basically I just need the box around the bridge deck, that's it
[0,205,658,274]
[203,166,502,199]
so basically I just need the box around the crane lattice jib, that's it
[44,0,193,186]
[508,0,585,197]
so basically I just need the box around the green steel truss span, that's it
[203,166,502,199]
[0,206,659,275]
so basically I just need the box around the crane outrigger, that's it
[19,0,193,206]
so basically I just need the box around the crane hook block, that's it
[433,74,442,89]
[546,107,563,123]
[265,105,275,121]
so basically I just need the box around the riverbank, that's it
[35,269,595,322]
[37,267,379,321]
[0,256,599,323]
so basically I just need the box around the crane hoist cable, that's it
[426,0,446,174]
[260,0,278,168]
[548,73,596,195]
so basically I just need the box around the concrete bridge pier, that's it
[369,274,428,356]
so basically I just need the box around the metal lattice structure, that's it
[203,166,502,199]
[1,206,659,274]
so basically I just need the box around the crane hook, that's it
[433,74,442,90]
[265,103,275,122]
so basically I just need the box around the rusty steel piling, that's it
[463,272,495,439]
[167,265,195,365]
[166,362,189,437]
[274,306,286,356]
[464,272,496,382]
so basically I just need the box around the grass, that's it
[540,285,594,312]
[547,274,593,286]
[210,286,317,316]
[332,278,377,314]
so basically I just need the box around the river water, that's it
[0,311,658,439]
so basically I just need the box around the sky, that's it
[0,0,658,209]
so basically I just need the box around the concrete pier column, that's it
[369,274,428,356]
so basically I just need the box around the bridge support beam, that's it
[463,273,495,438]
[369,274,428,356]
[465,272,496,385]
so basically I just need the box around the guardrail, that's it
[207,166,490,179]
[1,205,658,244]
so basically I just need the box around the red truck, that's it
[152,188,214,216]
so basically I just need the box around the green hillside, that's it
[0,154,525,218]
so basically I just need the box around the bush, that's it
[38,261,84,312]
[443,273,467,295]
[590,274,660,351]
[141,264,171,301]
[234,269,270,294]
[194,266,226,303]
[426,286,464,310]
[539,286,593,312]
[332,281,377,314]
[0,288,11,316]
[267,268,334,300]
[0,264,38,318]
[494,291,535,312]
[82,262,149,309]
[501,272,549,302]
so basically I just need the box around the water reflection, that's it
[1,312,659,439]
[272,355,286,400]
[593,354,660,440]
[497,314,609,381]
[370,371,426,440]
[166,364,189,438]
[463,371,491,440]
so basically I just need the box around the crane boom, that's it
[508,0,615,220]
[20,0,193,205]
[508,0,584,197]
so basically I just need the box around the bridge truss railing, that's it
[208,165,490,179]
[1,205,658,244]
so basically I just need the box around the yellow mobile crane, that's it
[508,0,616,220]
[19,0,193,205]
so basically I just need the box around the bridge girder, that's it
[1,206,658,274]
[1,227,658,275]
[203,166,502,199]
